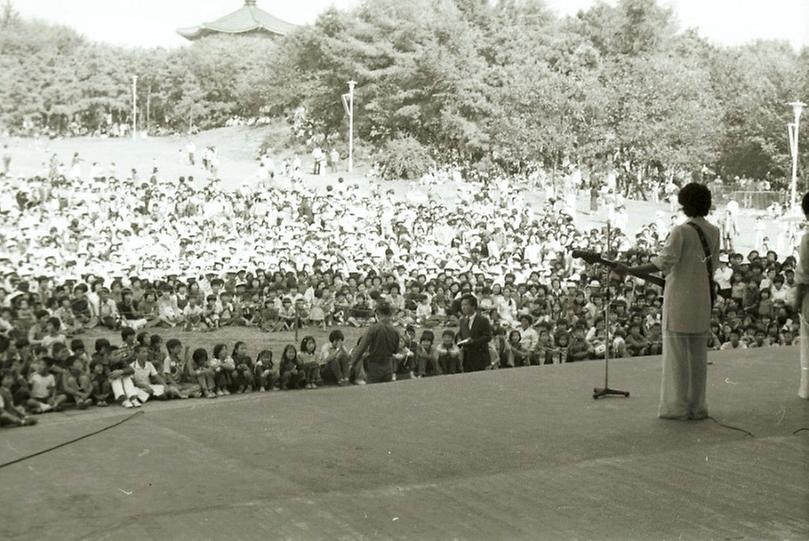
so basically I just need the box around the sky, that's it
[10,0,809,50]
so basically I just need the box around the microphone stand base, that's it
[593,387,630,400]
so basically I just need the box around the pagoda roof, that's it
[177,1,297,41]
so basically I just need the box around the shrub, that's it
[377,136,435,180]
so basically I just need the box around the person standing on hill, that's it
[615,183,720,420]
[186,141,196,166]
[1,144,10,177]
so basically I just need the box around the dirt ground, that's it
[1,345,807,540]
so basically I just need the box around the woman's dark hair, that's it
[231,341,246,356]
[213,343,227,359]
[192,348,208,363]
[300,336,316,353]
[282,344,297,360]
[375,301,393,317]
[328,329,344,344]
[677,182,711,217]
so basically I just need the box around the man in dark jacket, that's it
[350,301,401,384]
[458,294,493,372]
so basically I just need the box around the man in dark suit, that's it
[458,294,493,372]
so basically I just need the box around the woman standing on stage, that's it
[615,183,720,419]
[792,192,809,399]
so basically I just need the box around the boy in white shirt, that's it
[131,345,185,399]
[27,360,66,413]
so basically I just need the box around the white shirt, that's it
[519,327,539,351]
[131,360,158,387]
[714,266,733,289]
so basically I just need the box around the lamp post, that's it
[342,81,356,173]
[788,100,805,210]
[132,75,138,141]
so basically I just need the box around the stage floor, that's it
[1,346,807,540]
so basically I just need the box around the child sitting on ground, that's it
[107,344,149,409]
[40,317,67,351]
[62,355,93,409]
[0,370,37,427]
[131,344,186,400]
[186,348,217,399]
[162,339,201,398]
[279,344,306,390]
[259,299,279,332]
[436,330,461,375]
[27,359,66,413]
[298,336,321,389]
[182,296,206,331]
[318,330,352,386]
[211,343,235,395]
[231,341,254,393]
[253,349,278,391]
[89,359,111,406]
[203,295,221,329]
[415,330,440,377]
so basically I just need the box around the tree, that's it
[708,41,803,180]
[0,0,19,29]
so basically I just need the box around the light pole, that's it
[788,100,805,210]
[132,75,138,141]
[342,80,356,173]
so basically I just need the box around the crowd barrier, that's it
[712,189,787,210]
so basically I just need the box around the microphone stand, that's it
[593,221,630,400]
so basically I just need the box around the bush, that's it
[377,136,435,180]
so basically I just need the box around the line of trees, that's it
[0,0,807,182]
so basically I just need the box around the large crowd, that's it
[0,148,804,427]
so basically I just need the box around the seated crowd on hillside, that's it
[0,158,803,426]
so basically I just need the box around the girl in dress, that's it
[308,289,326,329]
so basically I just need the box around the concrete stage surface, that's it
[1,346,807,540]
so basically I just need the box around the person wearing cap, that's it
[614,182,720,420]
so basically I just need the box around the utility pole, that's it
[342,80,356,173]
[788,100,805,210]
[132,75,138,141]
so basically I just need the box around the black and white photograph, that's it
[0,0,807,539]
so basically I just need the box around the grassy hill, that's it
[2,126,777,256]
